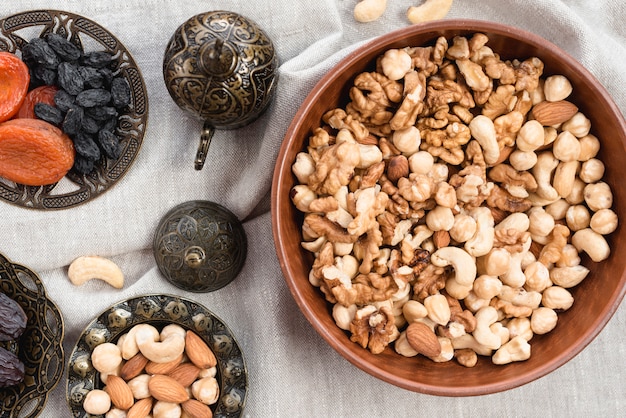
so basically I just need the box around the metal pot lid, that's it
[153,200,247,292]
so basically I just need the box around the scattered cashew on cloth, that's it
[354,0,454,23]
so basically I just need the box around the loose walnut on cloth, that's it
[292,32,619,368]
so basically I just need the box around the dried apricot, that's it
[15,85,59,119]
[0,52,30,122]
[0,118,75,186]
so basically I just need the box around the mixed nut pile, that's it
[0,292,27,387]
[82,323,219,417]
[291,33,617,366]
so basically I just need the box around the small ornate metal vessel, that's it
[153,200,247,292]
[163,11,278,170]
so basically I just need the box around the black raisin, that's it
[80,51,113,69]
[76,89,112,108]
[21,37,59,69]
[62,106,85,136]
[85,106,118,122]
[79,66,105,89]
[82,116,100,134]
[57,62,85,96]
[100,117,118,133]
[97,130,122,159]
[0,347,25,388]
[72,155,95,174]
[54,90,76,113]
[0,293,27,341]
[31,66,57,86]
[45,33,82,62]
[98,67,114,88]
[34,103,64,126]
[111,77,131,109]
[73,132,101,161]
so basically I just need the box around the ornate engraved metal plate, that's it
[0,10,148,210]
[66,294,248,417]
[0,252,65,418]
[153,200,248,292]
[163,11,277,129]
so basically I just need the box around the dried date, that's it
[0,347,25,388]
[0,293,27,342]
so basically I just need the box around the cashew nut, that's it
[354,0,388,22]
[134,323,185,363]
[68,256,124,289]
[571,228,610,262]
[469,115,500,165]
[532,151,560,201]
[472,306,502,350]
[431,246,476,286]
[451,333,493,356]
[492,335,531,364]
[464,207,495,257]
[500,236,532,288]
[553,160,579,198]
[505,317,533,341]
[407,0,454,24]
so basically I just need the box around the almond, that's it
[120,352,149,381]
[168,362,201,388]
[531,100,578,126]
[386,155,409,183]
[432,230,450,249]
[405,322,442,358]
[185,331,217,369]
[148,374,189,403]
[126,396,153,418]
[145,353,183,375]
[182,399,213,418]
[104,374,135,410]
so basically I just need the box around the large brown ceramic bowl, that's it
[271,20,626,396]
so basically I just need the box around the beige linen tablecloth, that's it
[1,1,624,417]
